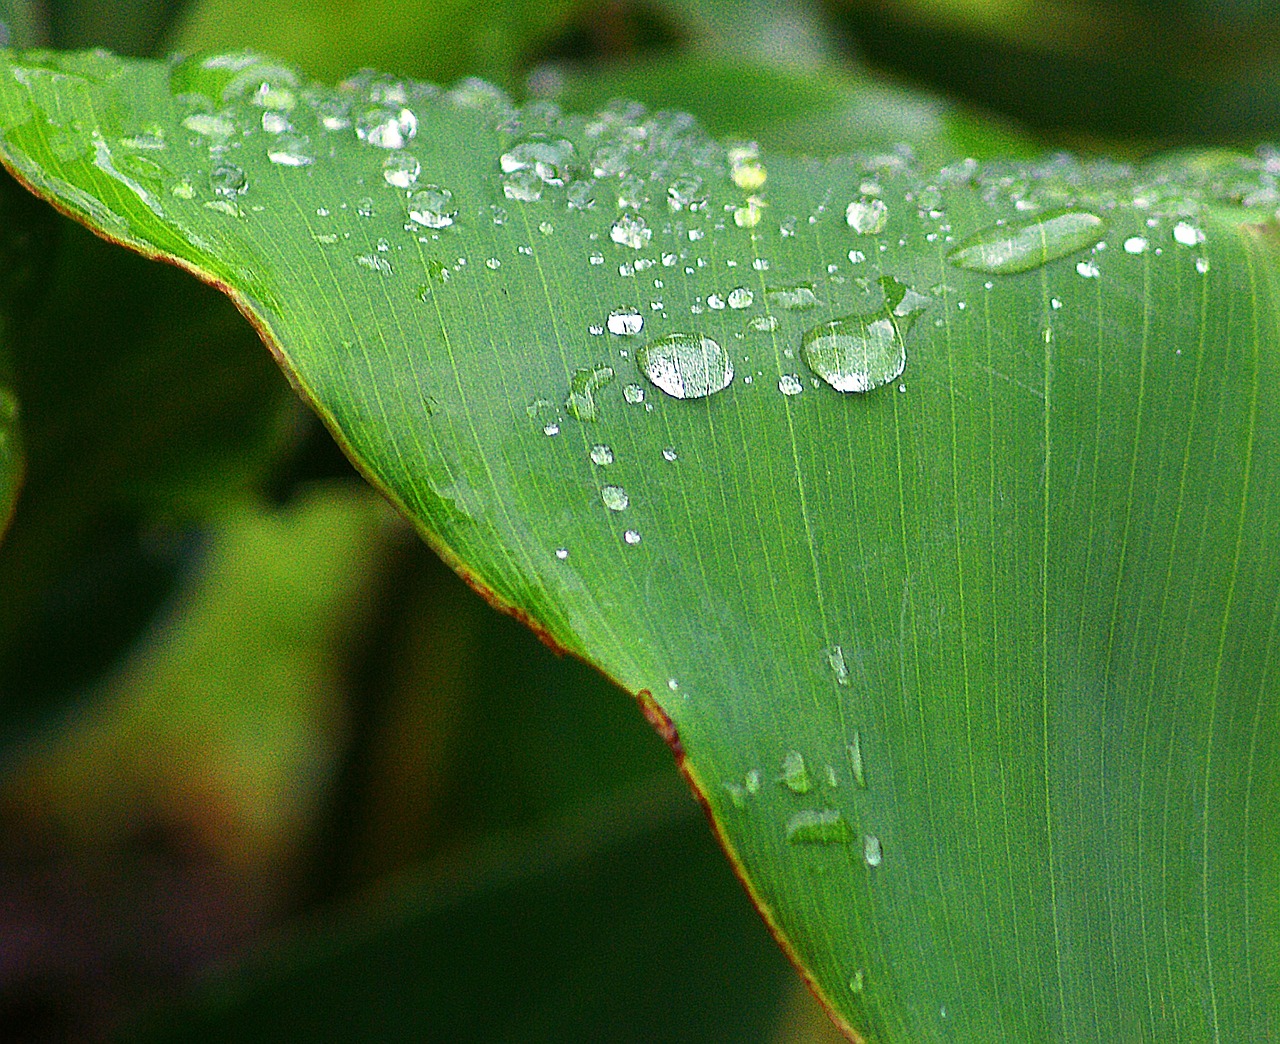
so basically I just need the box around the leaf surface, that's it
[1,48,1279,1041]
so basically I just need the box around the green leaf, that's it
[2,48,1279,1041]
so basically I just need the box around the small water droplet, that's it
[863,833,883,867]
[849,731,866,789]
[778,374,803,396]
[1123,235,1148,254]
[947,210,1106,275]
[266,133,313,166]
[1076,259,1100,278]
[565,364,616,421]
[607,310,644,336]
[662,446,678,462]
[611,213,652,249]
[601,485,629,511]
[500,137,577,185]
[1173,220,1205,247]
[667,174,704,211]
[539,221,554,235]
[555,547,569,560]
[623,529,641,545]
[707,293,726,310]
[780,751,812,794]
[846,198,889,235]
[407,185,456,228]
[637,333,734,400]
[623,383,645,404]
[849,970,865,994]
[727,287,754,309]
[210,162,248,197]
[590,443,614,466]
[485,257,501,270]
[826,645,850,685]
[749,315,780,332]
[802,276,925,393]
[382,150,420,188]
[1196,256,1211,274]
[766,285,819,310]
[356,105,417,149]
[786,809,852,844]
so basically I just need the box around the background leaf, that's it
[1,44,1279,1042]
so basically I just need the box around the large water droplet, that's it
[846,198,888,235]
[946,210,1106,275]
[356,106,417,149]
[607,310,643,336]
[786,809,852,845]
[727,287,754,309]
[503,168,543,202]
[565,364,615,421]
[382,151,420,188]
[611,213,652,249]
[590,443,614,466]
[1173,220,1205,247]
[780,751,812,794]
[500,137,577,185]
[636,333,733,400]
[601,485,629,511]
[802,276,925,393]
[408,185,456,228]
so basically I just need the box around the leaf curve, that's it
[1,47,1279,1041]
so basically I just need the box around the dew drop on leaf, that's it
[863,834,883,868]
[607,310,643,336]
[382,151,420,187]
[623,529,641,545]
[499,137,577,185]
[590,443,614,465]
[727,287,754,309]
[1173,220,1205,246]
[623,383,645,404]
[849,731,866,789]
[786,809,852,845]
[780,751,812,794]
[565,365,615,421]
[210,162,248,197]
[407,185,455,228]
[778,374,803,396]
[946,210,1106,275]
[846,198,888,234]
[636,333,733,400]
[601,485,629,511]
[267,134,313,167]
[766,285,819,310]
[610,213,652,248]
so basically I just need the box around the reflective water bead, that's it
[590,443,614,465]
[383,151,420,188]
[408,186,456,228]
[1123,235,1148,254]
[601,485,629,511]
[637,333,734,400]
[355,106,417,149]
[727,287,754,309]
[210,163,248,196]
[846,198,889,235]
[662,446,678,462]
[610,213,652,249]
[266,134,313,166]
[780,751,812,793]
[607,310,644,336]
[499,137,577,185]
[947,210,1106,275]
[1173,220,1205,246]
[778,374,803,395]
[863,834,883,867]
[623,529,641,545]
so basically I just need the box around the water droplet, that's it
[539,221,554,235]
[947,210,1106,275]
[623,383,645,404]
[182,112,234,139]
[555,547,569,560]
[786,809,852,844]
[1196,256,1211,274]
[623,529,642,545]
[500,137,577,185]
[543,421,560,436]
[1173,220,1205,247]
[382,151,420,188]
[1076,259,1100,278]
[662,446,678,462]
[210,163,248,197]
[607,310,644,336]
[707,293,726,310]
[846,198,889,234]
[1123,235,1148,254]
[778,374,803,396]
[408,185,456,228]
[826,645,850,685]
[170,51,298,108]
[802,276,925,393]
[766,285,819,310]
[849,970,865,994]
[611,213,652,249]
[567,180,595,210]
[601,485,629,511]
[356,106,417,149]
[780,751,812,794]
[485,257,501,270]
[749,315,780,332]
[734,197,765,228]
[637,333,734,400]
[727,287,754,309]
[849,731,866,789]
[863,834,883,867]
[667,175,704,211]
[266,134,313,167]
[356,197,375,218]
[261,110,291,134]
[504,168,543,202]
[565,364,616,421]
[171,179,195,199]
[590,444,614,465]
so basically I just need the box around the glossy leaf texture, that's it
[1,48,1279,1042]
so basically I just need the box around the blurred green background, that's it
[0,0,1277,1039]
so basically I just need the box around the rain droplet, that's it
[590,444,614,465]
[947,210,1106,275]
[623,383,645,404]
[1173,220,1205,247]
[555,547,569,560]
[766,285,819,310]
[826,645,850,685]
[662,446,678,461]
[846,198,889,235]
[500,137,577,185]
[623,529,641,545]
[382,151,420,188]
[565,364,616,421]
[266,134,313,166]
[611,213,652,249]
[863,834,883,868]
[802,277,925,393]
[778,374,803,395]
[637,333,734,400]
[727,287,754,309]
[749,315,780,332]
[786,809,853,845]
[1123,235,1148,254]
[601,485,629,511]
[1076,259,1100,278]
[356,106,417,149]
[849,731,866,789]
[707,293,726,310]
[408,186,456,228]
[780,751,812,794]
[607,310,644,336]
[1196,257,1211,274]
[667,175,703,211]
[210,162,248,197]
[504,168,543,202]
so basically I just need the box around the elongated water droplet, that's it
[766,285,819,310]
[565,364,615,421]
[636,333,733,400]
[786,809,852,844]
[182,112,234,139]
[408,185,455,228]
[611,213,652,249]
[749,315,779,332]
[846,198,888,234]
[947,210,1106,275]
[863,834,883,867]
[802,276,925,393]
[601,485,629,511]
[607,310,643,336]
[590,444,614,465]
[781,751,812,794]
[826,644,850,685]
[849,731,866,789]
